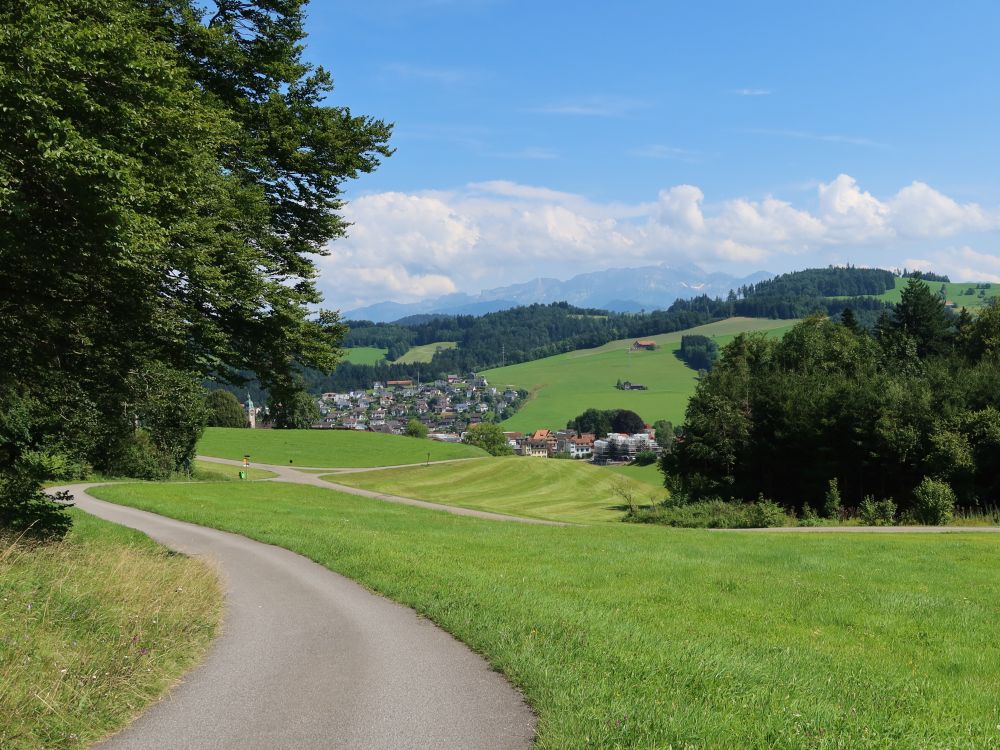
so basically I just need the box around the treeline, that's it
[665,279,1000,518]
[235,267,906,397]
[677,335,718,372]
[319,302,727,391]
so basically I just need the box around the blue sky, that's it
[303,1,1000,308]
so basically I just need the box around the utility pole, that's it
[501,343,505,368]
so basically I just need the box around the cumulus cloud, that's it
[905,247,1000,284]
[318,176,1000,309]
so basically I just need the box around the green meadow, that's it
[483,317,796,431]
[342,346,387,365]
[197,426,487,467]
[91,480,1000,750]
[0,511,221,749]
[328,455,662,523]
[393,340,457,363]
[837,277,1000,309]
[598,460,664,488]
[191,459,276,481]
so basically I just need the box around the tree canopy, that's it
[664,305,1000,515]
[0,0,390,535]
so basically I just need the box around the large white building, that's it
[592,433,661,463]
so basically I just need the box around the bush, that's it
[859,495,897,526]
[912,477,956,525]
[625,498,790,528]
[205,390,248,428]
[749,496,788,528]
[823,478,843,519]
[0,450,75,540]
[799,503,822,527]
[633,450,657,466]
[404,419,428,439]
[106,429,175,481]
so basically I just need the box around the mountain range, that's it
[343,264,773,322]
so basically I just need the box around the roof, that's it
[635,340,656,346]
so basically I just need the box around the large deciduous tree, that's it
[0,0,390,535]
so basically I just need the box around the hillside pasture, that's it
[90,480,1000,749]
[197,427,487,468]
[483,317,795,431]
[392,340,457,364]
[342,346,387,365]
[327,455,663,523]
[836,277,1000,309]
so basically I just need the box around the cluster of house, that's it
[311,374,526,437]
[503,428,663,463]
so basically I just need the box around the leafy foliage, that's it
[911,477,956,525]
[206,390,248,428]
[462,423,513,456]
[665,302,1000,517]
[677,335,719,371]
[567,408,646,437]
[404,419,428,439]
[0,0,389,532]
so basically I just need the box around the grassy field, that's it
[197,427,487,467]
[0,511,221,749]
[837,277,1000,309]
[328,456,664,523]
[483,317,796,431]
[342,346,387,365]
[598,460,664,488]
[91,480,1000,749]
[191,459,276,481]
[392,340,457,364]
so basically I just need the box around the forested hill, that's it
[302,267,899,392]
[211,267,913,396]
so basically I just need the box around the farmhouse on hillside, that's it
[632,340,657,350]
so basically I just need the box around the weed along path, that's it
[60,483,536,750]
[197,455,567,526]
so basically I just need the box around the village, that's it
[289,373,664,465]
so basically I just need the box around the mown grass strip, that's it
[0,510,221,749]
[327,456,661,523]
[91,481,1000,749]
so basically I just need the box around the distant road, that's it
[62,484,536,750]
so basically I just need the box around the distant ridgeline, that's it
[210,267,910,397]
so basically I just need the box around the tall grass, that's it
[0,510,221,749]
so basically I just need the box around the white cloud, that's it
[905,247,1000,284]
[530,96,649,117]
[818,174,892,241]
[889,182,992,237]
[742,128,884,147]
[319,177,1000,308]
[730,88,772,96]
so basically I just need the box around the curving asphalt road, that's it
[62,484,536,749]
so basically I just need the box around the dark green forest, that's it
[664,278,1000,518]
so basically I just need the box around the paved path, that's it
[62,484,536,749]
[197,455,566,526]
